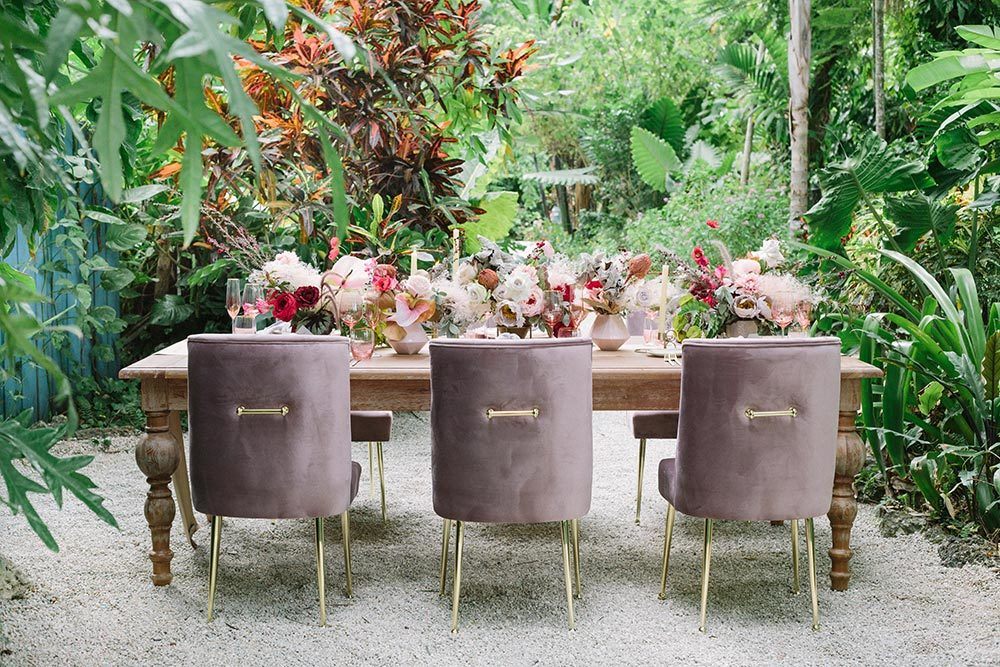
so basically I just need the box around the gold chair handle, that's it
[745,407,797,420]
[486,408,540,419]
[236,405,290,416]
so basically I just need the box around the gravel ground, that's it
[1,412,998,666]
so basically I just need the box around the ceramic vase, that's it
[388,323,428,354]
[591,313,630,351]
[725,319,759,338]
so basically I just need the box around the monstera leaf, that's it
[884,193,958,253]
[804,132,933,252]
[630,127,681,193]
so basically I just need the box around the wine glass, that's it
[542,290,564,335]
[643,308,659,345]
[337,289,367,331]
[795,299,813,334]
[349,327,375,362]
[226,278,241,332]
[770,289,796,335]
[242,283,263,318]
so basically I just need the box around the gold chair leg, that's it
[368,442,375,495]
[791,519,801,595]
[439,518,452,596]
[658,503,676,600]
[450,520,464,634]
[805,518,820,631]
[315,517,327,626]
[635,438,647,525]
[698,518,713,633]
[341,511,353,598]
[376,442,387,524]
[571,518,581,599]
[560,520,576,630]
[206,515,222,622]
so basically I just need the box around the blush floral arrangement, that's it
[250,241,371,334]
[576,250,654,315]
[672,239,814,339]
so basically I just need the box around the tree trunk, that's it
[740,43,767,186]
[873,0,886,139]
[740,114,756,186]
[554,155,572,234]
[788,0,812,230]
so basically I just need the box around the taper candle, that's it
[411,247,418,275]
[452,228,460,278]
[657,264,669,344]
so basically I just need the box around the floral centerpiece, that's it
[250,245,371,334]
[576,250,652,350]
[673,239,814,338]
[461,238,552,336]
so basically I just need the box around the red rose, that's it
[293,286,320,308]
[691,246,709,268]
[706,219,719,229]
[269,291,299,322]
[558,284,575,303]
[585,279,602,290]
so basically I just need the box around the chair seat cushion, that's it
[658,458,676,503]
[631,411,679,439]
[350,411,392,442]
[350,461,362,502]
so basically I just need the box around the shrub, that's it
[623,166,790,259]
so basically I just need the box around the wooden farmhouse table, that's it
[119,336,881,592]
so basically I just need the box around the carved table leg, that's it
[135,403,180,586]
[828,380,865,591]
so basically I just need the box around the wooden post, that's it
[873,0,886,139]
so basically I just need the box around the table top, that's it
[119,336,882,382]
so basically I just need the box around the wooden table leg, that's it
[135,380,180,586]
[168,411,199,549]
[828,380,865,591]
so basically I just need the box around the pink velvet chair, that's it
[429,337,593,632]
[657,337,840,632]
[187,334,361,626]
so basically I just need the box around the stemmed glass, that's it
[542,290,564,336]
[337,289,367,332]
[225,278,241,333]
[795,299,813,334]
[770,289,796,335]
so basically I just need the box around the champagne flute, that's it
[226,278,241,332]
[771,289,796,335]
[241,283,263,317]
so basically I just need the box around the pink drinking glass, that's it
[349,327,375,362]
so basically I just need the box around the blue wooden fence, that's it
[1,188,121,421]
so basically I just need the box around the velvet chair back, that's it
[673,337,841,521]
[187,334,353,519]
[429,338,594,523]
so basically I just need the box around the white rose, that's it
[752,239,785,268]
[455,262,477,285]
[465,282,488,303]
[627,281,659,310]
[404,274,433,298]
[501,273,533,302]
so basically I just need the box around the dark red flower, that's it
[558,284,575,303]
[691,246,709,268]
[293,285,320,308]
[585,279,602,290]
[269,291,299,322]
[705,219,719,229]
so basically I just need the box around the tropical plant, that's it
[800,243,1000,536]
[629,96,725,193]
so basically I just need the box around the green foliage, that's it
[805,132,932,253]
[800,242,1000,535]
[630,127,681,193]
[624,166,790,258]
[459,192,520,253]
